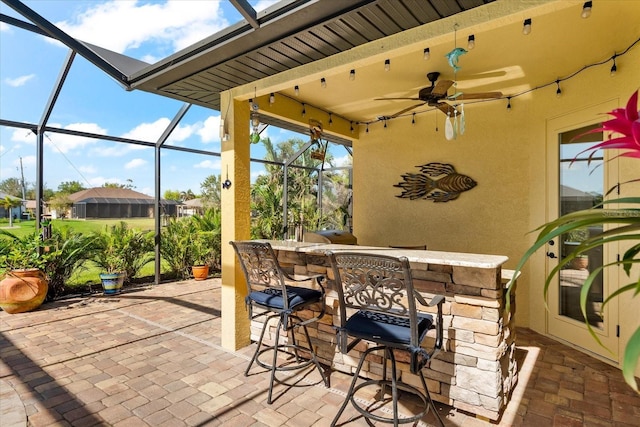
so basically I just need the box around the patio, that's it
[1,279,638,426]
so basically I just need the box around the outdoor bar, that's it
[250,240,517,421]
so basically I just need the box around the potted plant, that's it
[0,230,54,313]
[92,222,153,294]
[189,231,215,280]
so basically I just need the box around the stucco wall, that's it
[352,47,640,374]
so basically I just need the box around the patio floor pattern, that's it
[1,279,638,427]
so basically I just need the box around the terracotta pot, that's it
[0,268,49,314]
[191,265,209,281]
[99,272,125,295]
[570,256,589,270]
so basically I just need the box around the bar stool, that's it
[328,251,445,427]
[230,241,329,404]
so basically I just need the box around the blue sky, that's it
[0,0,350,197]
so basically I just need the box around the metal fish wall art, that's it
[394,162,477,202]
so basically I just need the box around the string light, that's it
[329,113,333,125]
[349,69,355,81]
[467,35,475,50]
[423,48,430,60]
[294,85,299,96]
[301,103,306,117]
[321,78,327,88]
[507,97,512,111]
[366,124,369,133]
[610,55,617,76]
[412,112,416,125]
[350,121,354,133]
[383,119,387,128]
[555,80,562,97]
[581,1,592,19]
[523,19,532,35]
[384,59,390,71]
[269,93,275,104]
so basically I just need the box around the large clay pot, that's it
[99,272,125,295]
[0,268,49,314]
[191,265,209,281]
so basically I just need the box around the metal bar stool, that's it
[328,251,445,427]
[230,241,329,404]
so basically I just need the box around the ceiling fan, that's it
[375,71,502,119]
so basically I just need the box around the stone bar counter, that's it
[252,240,517,421]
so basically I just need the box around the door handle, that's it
[546,252,557,259]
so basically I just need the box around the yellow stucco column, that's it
[220,93,251,350]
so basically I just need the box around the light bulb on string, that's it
[383,119,387,129]
[556,80,562,97]
[321,78,327,88]
[412,112,416,125]
[523,19,532,35]
[349,69,355,81]
[301,103,306,117]
[384,59,390,71]
[350,122,354,133]
[467,35,475,50]
[329,113,333,126]
[581,1,592,19]
[610,56,617,76]
[507,97,512,111]
[269,93,275,104]
[423,48,430,60]
[366,124,369,134]
[294,85,299,96]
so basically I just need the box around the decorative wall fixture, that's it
[394,162,477,202]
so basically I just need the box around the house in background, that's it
[67,188,178,219]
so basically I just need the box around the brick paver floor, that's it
[1,279,638,426]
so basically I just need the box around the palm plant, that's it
[507,91,640,391]
[92,222,154,282]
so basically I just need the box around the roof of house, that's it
[67,188,178,205]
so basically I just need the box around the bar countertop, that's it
[255,239,509,269]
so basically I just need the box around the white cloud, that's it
[194,159,221,170]
[0,22,10,32]
[125,158,147,169]
[332,154,353,167]
[78,165,97,174]
[197,115,221,143]
[254,1,280,12]
[5,74,35,87]
[52,1,228,58]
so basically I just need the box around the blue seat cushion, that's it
[249,286,322,311]
[345,310,434,346]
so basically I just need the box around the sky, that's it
[0,0,351,198]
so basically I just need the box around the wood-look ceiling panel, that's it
[337,13,387,42]
[375,0,421,29]
[293,32,342,57]
[302,27,355,53]
[358,6,404,35]
[428,0,465,18]
[323,20,369,46]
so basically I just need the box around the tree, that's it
[48,194,73,219]
[0,178,23,198]
[57,181,85,194]
[103,179,135,190]
[1,196,23,227]
[180,189,196,201]
[200,175,221,208]
[163,190,182,201]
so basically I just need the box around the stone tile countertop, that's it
[255,239,509,269]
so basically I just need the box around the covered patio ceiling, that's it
[128,0,640,127]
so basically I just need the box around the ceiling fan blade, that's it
[436,102,458,116]
[431,79,454,96]
[380,103,426,119]
[450,91,503,100]
[374,97,422,101]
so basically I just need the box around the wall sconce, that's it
[581,1,592,18]
[522,18,532,35]
[222,166,232,189]
[423,48,430,60]
[467,35,475,50]
[384,59,390,71]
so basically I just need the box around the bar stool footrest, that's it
[350,378,429,425]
